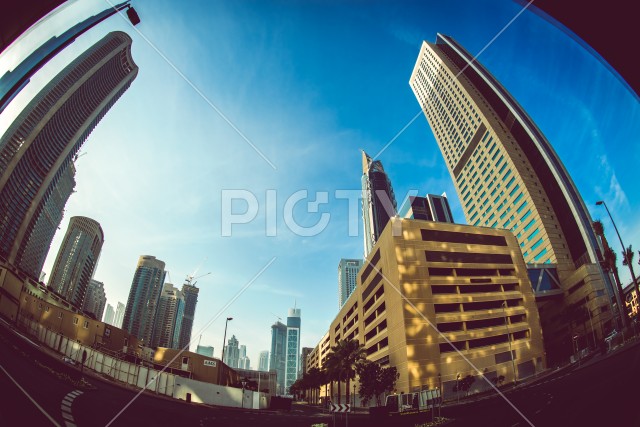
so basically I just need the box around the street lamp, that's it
[596,200,640,319]
[502,301,517,386]
[241,379,247,409]
[456,373,460,403]
[219,317,233,385]
[353,383,356,407]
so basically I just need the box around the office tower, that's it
[177,283,199,350]
[0,31,138,280]
[122,256,166,344]
[338,259,363,308]
[196,345,214,358]
[18,164,76,279]
[237,344,250,369]
[151,283,185,349]
[258,350,269,371]
[284,307,301,393]
[409,34,613,362]
[48,216,104,307]
[223,335,240,368]
[361,151,397,258]
[399,194,455,223]
[311,217,545,398]
[104,303,115,325]
[270,321,287,395]
[300,347,313,376]
[82,279,106,320]
[114,301,125,328]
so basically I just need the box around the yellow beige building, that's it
[409,34,614,363]
[309,217,545,400]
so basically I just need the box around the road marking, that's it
[59,390,83,427]
[0,363,62,427]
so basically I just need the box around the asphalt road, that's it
[2,319,639,427]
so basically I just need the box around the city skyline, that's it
[0,0,637,368]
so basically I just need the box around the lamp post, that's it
[241,379,247,409]
[456,373,460,403]
[353,383,356,407]
[502,301,517,386]
[219,317,233,385]
[596,200,640,319]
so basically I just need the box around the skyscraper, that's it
[270,321,287,395]
[361,151,397,258]
[300,347,313,377]
[122,255,166,345]
[17,163,76,279]
[410,34,613,360]
[82,279,107,320]
[284,307,301,394]
[223,335,240,368]
[258,350,269,371]
[48,216,104,307]
[114,301,125,328]
[0,31,138,280]
[177,282,199,350]
[104,303,115,325]
[399,194,455,223]
[151,283,185,349]
[338,259,363,308]
[238,344,250,369]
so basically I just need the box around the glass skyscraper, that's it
[361,151,397,258]
[0,31,138,280]
[284,307,301,394]
[338,258,363,308]
[177,283,199,350]
[410,34,613,361]
[151,283,185,349]
[270,321,287,395]
[48,216,104,308]
[122,255,166,345]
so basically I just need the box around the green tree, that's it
[623,245,640,314]
[356,361,399,406]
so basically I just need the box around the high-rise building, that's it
[0,31,138,280]
[196,345,214,358]
[104,303,115,325]
[114,301,125,328]
[284,307,301,394]
[237,344,250,369]
[309,217,545,399]
[338,259,363,308]
[18,164,76,279]
[151,283,185,349]
[399,194,455,223]
[258,350,269,371]
[361,151,397,258]
[409,34,613,362]
[223,335,240,368]
[122,255,166,345]
[82,279,106,320]
[48,216,104,307]
[300,347,313,376]
[177,283,199,350]
[270,321,287,395]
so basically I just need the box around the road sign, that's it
[329,403,351,413]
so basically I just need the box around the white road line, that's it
[0,364,62,427]
[65,422,76,427]
[62,412,74,421]
[59,390,82,427]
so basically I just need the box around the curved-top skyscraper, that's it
[410,34,612,362]
[0,31,138,280]
[48,216,104,307]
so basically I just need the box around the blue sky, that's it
[1,0,638,367]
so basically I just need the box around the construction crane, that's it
[184,258,211,287]
[270,312,282,323]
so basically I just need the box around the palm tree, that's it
[623,245,640,318]
[324,350,342,403]
[604,247,631,328]
[332,339,366,406]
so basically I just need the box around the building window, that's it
[58,312,63,319]
[83,320,89,329]
[73,317,78,325]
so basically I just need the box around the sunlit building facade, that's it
[114,301,125,328]
[311,217,545,401]
[48,216,104,307]
[104,303,115,325]
[409,34,613,362]
[0,31,137,280]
